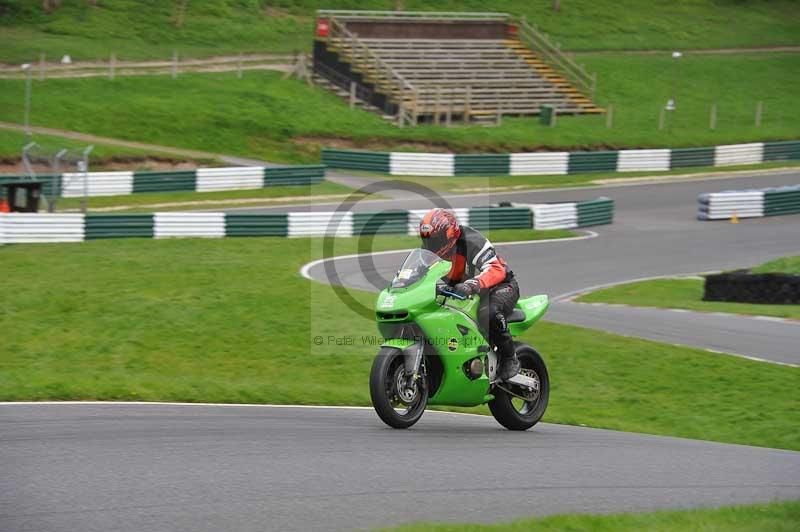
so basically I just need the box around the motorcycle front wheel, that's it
[369,347,428,429]
[489,343,550,431]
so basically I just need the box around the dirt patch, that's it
[0,155,205,175]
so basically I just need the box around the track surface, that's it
[299,171,800,365]
[3,173,798,532]
[2,403,799,532]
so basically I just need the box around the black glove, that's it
[453,279,480,298]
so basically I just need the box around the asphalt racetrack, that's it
[2,403,799,532]
[2,171,799,532]
[298,170,800,366]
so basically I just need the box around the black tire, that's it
[488,343,549,431]
[369,347,428,429]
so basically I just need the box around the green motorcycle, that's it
[369,248,550,430]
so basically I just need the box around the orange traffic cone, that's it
[0,199,9,213]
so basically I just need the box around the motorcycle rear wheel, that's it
[489,343,549,431]
[369,347,428,429]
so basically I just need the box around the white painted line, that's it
[753,315,791,323]
[0,401,489,418]
[669,308,690,313]
[299,230,598,282]
[704,350,799,368]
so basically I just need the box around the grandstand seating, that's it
[312,11,602,125]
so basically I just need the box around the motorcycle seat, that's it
[507,309,527,323]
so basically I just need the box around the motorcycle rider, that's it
[418,208,520,380]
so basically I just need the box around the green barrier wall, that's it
[454,154,510,176]
[321,149,391,173]
[577,198,614,226]
[567,151,619,173]
[764,189,800,216]
[467,207,532,230]
[132,171,197,193]
[85,214,155,239]
[352,211,409,235]
[763,141,800,162]
[224,214,289,237]
[264,166,326,186]
[669,147,715,169]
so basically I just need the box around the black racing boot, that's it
[498,353,520,381]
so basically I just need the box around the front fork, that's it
[403,340,425,388]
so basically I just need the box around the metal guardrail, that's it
[518,18,596,98]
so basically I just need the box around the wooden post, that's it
[658,107,665,130]
[551,107,557,127]
[446,103,452,128]
[463,86,471,125]
[349,81,356,109]
[172,50,178,79]
[38,52,45,81]
[109,52,116,80]
[709,103,717,130]
[605,104,613,128]
[237,52,243,79]
[496,101,503,126]
[755,101,762,128]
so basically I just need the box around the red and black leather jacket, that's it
[444,226,514,290]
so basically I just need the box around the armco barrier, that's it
[0,199,613,245]
[698,185,800,220]
[321,140,800,177]
[0,165,325,199]
[514,197,614,230]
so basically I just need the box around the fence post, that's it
[551,107,557,127]
[172,50,178,79]
[658,107,665,130]
[412,90,419,126]
[38,52,45,81]
[109,52,116,80]
[446,103,452,128]
[349,81,356,109]
[755,101,762,128]
[496,101,503,126]
[397,101,405,128]
[605,104,613,128]
[237,52,243,79]
[709,103,717,130]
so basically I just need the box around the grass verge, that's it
[1,236,797,451]
[53,181,360,213]
[753,256,800,275]
[577,256,800,320]
[384,500,800,532]
[0,53,798,164]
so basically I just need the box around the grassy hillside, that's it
[1,1,799,63]
[1,237,798,451]
[1,52,797,163]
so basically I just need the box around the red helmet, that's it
[419,208,461,259]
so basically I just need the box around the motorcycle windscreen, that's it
[391,248,443,289]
